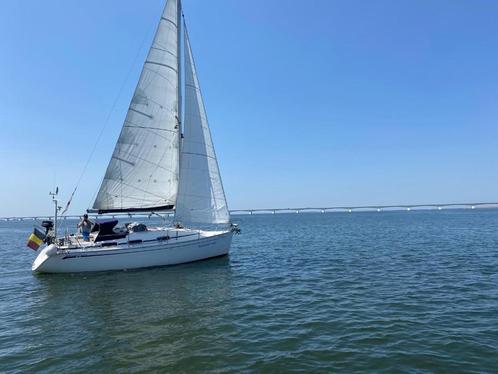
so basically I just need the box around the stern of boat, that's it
[32,244,58,273]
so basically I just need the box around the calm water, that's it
[1,210,498,372]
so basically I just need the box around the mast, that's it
[177,0,183,133]
[176,1,183,214]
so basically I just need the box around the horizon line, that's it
[1,202,497,220]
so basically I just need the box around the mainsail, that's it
[174,26,230,225]
[92,0,181,213]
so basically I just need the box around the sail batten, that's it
[174,24,230,225]
[92,0,181,213]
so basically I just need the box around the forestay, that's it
[174,26,230,225]
[92,0,181,213]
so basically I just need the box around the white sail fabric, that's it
[93,0,181,212]
[174,27,230,224]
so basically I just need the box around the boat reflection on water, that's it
[33,256,234,369]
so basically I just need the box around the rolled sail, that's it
[174,26,230,225]
[92,0,181,213]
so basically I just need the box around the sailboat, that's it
[32,0,238,273]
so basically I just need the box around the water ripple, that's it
[1,211,498,372]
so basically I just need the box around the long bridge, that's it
[1,202,497,221]
[231,202,498,215]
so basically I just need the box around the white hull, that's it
[32,229,233,273]
[30,0,236,274]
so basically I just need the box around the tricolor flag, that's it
[27,228,46,251]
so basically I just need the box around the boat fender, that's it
[43,244,58,257]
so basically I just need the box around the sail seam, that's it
[112,156,135,166]
[123,123,177,143]
[145,68,175,88]
[124,124,177,134]
[130,94,174,112]
[127,154,177,173]
[179,192,226,200]
[161,17,177,28]
[129,108,153,119]
[119,181,173,200]
[111,153,177,175]
[182,151,216,160]
[145,61,178,72]
[103,195,165,203]
[151,46,177,59]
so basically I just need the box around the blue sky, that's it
[1,0,498,216]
